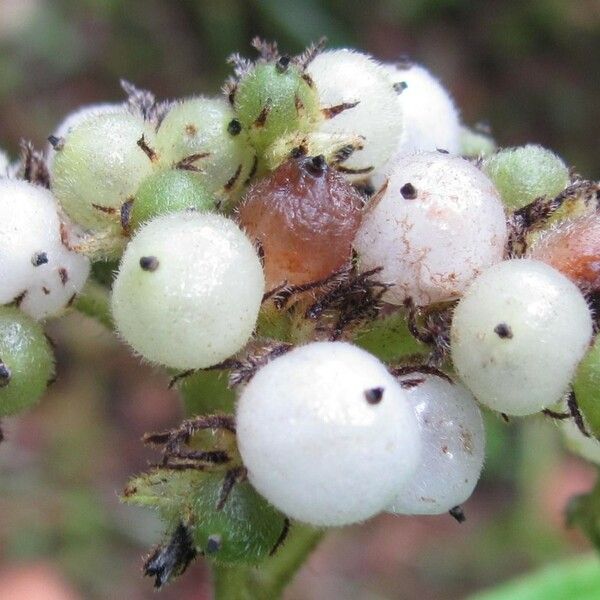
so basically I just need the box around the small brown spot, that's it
[400,183,417,199]
[244,155,258,185]
[364,387,384,404]
[303,155,327,177]
[58,268,69,285]
[67,293,77,307]
[449,505,466,523]
[123,484,137,498]
[137,135,158,162]
[335,164,374,175]
[176,152,210,172]
[437,148,449,154]
[494,323,513,339]
[140,256,159,272]
[224,164,243,192]
[275,55,291,73]
[253,105,270,128]
[42,287,50,295]
[92,203,117,215]
[301,73,314,88]
[13,291,27,307]
[400,377,425,389]
[442,445,449,454]
[185,123,198,136]
[322,100,359,120]
[294,94,304,114]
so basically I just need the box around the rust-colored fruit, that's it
[238,155,363,289]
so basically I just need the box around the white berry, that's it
[306,49,403,180]
[384,62,460,155]
[0,179,89,319]
[387,373,485,515]
[0,150,9,177]
[236,341,422,527]
[451,259,593,416]
[111,212,264,369]
[354,152,507,305]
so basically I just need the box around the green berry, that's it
[0,306,55,416]
[177,369,236,415]
[124,469,287,565]
[574,337,600,438]
[459,125,496,158]
[129,170,215,230]
[234,61,321,154]
[51,111,157,247]
[156,97,255,206]
[482,144,570,210]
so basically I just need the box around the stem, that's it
[74,280,113,329]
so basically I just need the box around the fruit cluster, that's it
[1,38,599,585]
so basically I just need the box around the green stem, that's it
[74,280,113,329]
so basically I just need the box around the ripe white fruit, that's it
[354,152,507,306]
[46,102,125,167]
[384,62,460,155]
[236,341,422,526]
[561,418,600,466]
[50,111,157,238]
[111,212,264,369]
[387,373,485,515]
[451,259,593,416]
[306,49,403,180]
[0,179,89,319]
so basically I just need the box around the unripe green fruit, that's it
[129,170,215,230]
[459,125,496,158]
[573,337,600,439]
[156,97,255,206]
[125,470,287,565]
[482,144,569,210]
[0,306,55,416]
[234,62,321,154]
[51,112,157,246]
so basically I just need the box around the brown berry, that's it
[237,156,363,288]
[528,214,600,290]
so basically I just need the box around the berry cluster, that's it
[1,38,599,587]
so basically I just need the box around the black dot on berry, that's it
[364,387,384,405]
[393,81,408,94]
[0,362,11,388]
[400,183,417,199]
[140,256,159,272]
[494,323,513,339]
[436,148,449,154]
[206,535,222,554]
[304,155,327,177]
[227,119,242,136]
[31,251,48,267]
[276,55,291,73]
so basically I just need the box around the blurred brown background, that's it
[0,1,599,599]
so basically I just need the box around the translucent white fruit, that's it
[112,212,264,369]
[387,373,485,515]
[0,179,61,304]
[46,102,125,168]
[354,152,507,306]
[384,63,460,155]
[20,242,90,321]
[51,111,157,237]
[156,97,255,203]
[0,179,90,319]
[451,259,593,416]
[236,341,422,526]
[561,418,600,465]
[460,125,496,158]
[306,49,403,180]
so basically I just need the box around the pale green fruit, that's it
[460,125,497,158]
[0,306,55,416]
[51,111,157,239]
[482,144,570,210]
[156,97,255,206]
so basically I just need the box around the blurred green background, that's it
[0,1,599,599]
